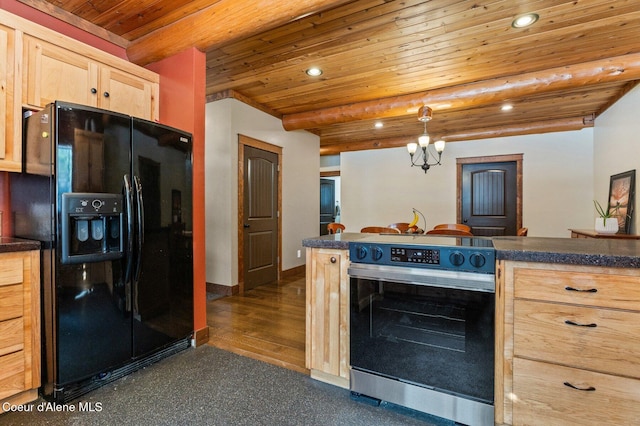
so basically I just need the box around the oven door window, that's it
[350,278,494,404]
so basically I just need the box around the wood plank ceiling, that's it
[20,0,640,155]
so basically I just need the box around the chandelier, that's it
[407,106,446,173]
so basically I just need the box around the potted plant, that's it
[593,200,620,234]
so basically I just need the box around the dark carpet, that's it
[2,345,451,425]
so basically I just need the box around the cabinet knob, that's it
[330,257,336,263]
[91,88,97,94]
[103,92,110,98]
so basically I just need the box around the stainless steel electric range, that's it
[348,234,495,426]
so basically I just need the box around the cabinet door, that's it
[0,24,21,172]
[99,66,157,120]
[0,25,9,162]
[307,248,349,383]
[23,35,99,108]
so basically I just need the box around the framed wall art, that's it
[608,169,636,234]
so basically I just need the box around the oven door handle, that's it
[348,263,495,293]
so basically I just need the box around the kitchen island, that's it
[303,234,640,425]
[493,236,640,426]
[303,233,640,268]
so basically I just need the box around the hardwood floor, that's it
[206,273,308,374]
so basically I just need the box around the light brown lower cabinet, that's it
[305,247,349,389]
[496,260,640,425]
[0,250,40,413]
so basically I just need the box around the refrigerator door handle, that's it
[133,175,144,283]
[124,175,134,311]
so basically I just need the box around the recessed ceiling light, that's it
[501,104,513,111]
[512,13,539,28]
[374,122,383,128]
[305,67,323,76]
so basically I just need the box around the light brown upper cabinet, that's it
[0,23,22,172]
[22,35,159,121]
[0,9,160,172]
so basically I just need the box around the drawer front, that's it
[0,283,23,321]
[0,351,25,400]
[514,299,640,377]
[0,257,23,286]
[514,267,640,310]
[0,317,24,356]
[513,357,640,426]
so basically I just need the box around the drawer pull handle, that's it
[565,286,597,293]
[564,381,596,392]
[330,257,337,263]
[564,320,597,328]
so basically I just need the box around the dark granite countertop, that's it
[303,234,640,268]
[0,237,41,253]
[302,233,368,250]
[492,236,640,268]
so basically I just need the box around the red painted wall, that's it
[0,173,9,236]
[147,49,207,335]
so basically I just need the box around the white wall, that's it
[341,130,594,238]
[593,84,640,234]
[205,99,319,287]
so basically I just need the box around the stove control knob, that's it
[371,246,383,261]
[449,251,465,266]
[469,252,487,268]
[354,245,368,260]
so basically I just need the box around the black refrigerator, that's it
[10,101,194,403]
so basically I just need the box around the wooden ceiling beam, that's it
[126,0,354,65]
[319,116,592,155]
[284,53,640,131]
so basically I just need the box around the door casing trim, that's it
[237,134,283,293]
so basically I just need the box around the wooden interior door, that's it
[242,145,279,290]
[459,156,522,236]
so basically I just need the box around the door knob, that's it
[243,224,250,228]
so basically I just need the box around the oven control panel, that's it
[350,242,495,274]
[390,247,440,264]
